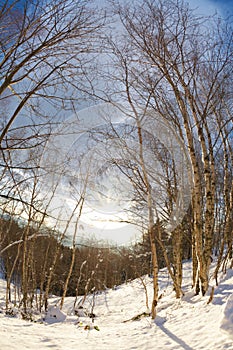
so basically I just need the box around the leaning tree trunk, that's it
[125,70,159,319]
[60,197,84,310]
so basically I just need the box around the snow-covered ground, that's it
[0,260,232,350]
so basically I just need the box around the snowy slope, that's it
[0,260,233,350]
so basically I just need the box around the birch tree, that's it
[113,0,233,296]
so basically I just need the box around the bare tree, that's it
[0,0,103,143]
[110,0,233,297]
[0,0,104,213]
[0,0,104,312]
[60,194,86,309]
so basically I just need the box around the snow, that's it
[45,305,67,323]
[220,270,233,340]
[220,293,233,339]
[0,261,233,350]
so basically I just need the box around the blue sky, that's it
[5,0,233,16]
[187,0,233,16]
[211,0,233,7]
[209,0,233,14]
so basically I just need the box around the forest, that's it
[0,0,232,321]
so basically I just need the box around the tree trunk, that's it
[172,227,183,298]
[60,197,84,310]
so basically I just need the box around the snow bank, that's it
[220,293,233,339]
[1,261,233,350]
[45,305,66,323]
